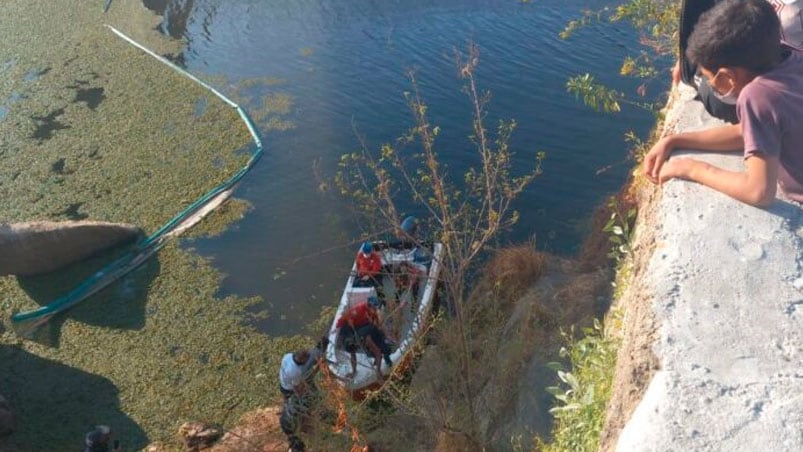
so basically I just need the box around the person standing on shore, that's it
[278,348,321,402]
[278,344,325,452]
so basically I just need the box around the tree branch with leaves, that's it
[335,43,544,441]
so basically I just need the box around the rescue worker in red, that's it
[353,241,384,299]
[335,296,393,377]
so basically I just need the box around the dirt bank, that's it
[597,182,661,452]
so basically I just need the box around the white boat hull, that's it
[325,242,444,393]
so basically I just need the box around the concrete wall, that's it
[615,85,803,451]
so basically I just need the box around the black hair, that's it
[687,0,782,74]
[292,349,309,364]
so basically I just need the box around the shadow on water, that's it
[142,0,210,40]
[67,76,106,111]
[16,243,160,347]
[52,202,89,221]
[30,107,70,143]
[73,87,106,111]
[0,344,147,451]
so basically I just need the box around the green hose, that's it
[11,27,264,331]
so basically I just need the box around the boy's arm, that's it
[671,61,680,86]
[643,124,743,183]
[658,153,778,207]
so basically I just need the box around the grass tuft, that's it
[484,242,546,303]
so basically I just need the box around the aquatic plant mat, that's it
[10,23,265,331]
[0,0,305,449]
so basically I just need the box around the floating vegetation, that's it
[0,0,306,449]
[195,73,297,133]
[181,198,253,239]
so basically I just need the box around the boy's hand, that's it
[658,158,693,183]
[643,136,675,184]
[671,61,681,86]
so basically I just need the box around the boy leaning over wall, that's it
[643,0,803,207]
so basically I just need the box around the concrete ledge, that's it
[615,85,803,451]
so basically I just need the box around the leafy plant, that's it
[567,74,657,113]
[542,319,619,452]
[562,0,680,113]
[602,196,637,262]
[566,74,625,113]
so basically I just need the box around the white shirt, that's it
[278,350,319,391]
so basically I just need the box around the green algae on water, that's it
[194,73,297,133]
[182,198,253,239]
[0,0,304,450]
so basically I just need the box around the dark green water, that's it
[145,0,660,334]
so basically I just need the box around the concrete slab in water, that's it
[0,221,141,276]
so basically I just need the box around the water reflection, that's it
[143,0,206,39]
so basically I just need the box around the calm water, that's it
[144,0,658,334]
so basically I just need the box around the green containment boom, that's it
[11,26,264,334]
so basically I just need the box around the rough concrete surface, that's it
[616,85,803,451]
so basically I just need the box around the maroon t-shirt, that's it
[739,49,803,202]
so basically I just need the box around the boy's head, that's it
[687,0,782,99]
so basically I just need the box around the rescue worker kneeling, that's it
[335,296,393,377]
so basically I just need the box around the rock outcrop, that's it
[145,406,288,452]
[0,221,141,276]
[177,422,223,451]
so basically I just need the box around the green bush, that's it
[541,319,619,452]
